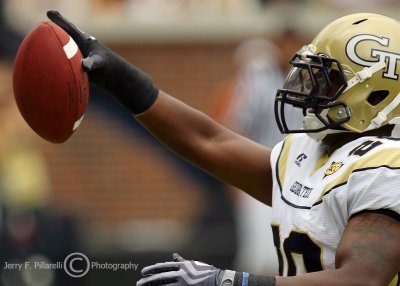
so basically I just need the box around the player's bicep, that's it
[335,211,400,285]
[202,130,273,205]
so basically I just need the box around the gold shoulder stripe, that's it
[277,134,295,189]
[316,147,400,204]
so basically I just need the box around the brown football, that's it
[13,21,89,143]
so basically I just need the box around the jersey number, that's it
[272,225,324,276]
[348,140,382,156]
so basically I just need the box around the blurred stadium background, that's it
[0,0,398,285]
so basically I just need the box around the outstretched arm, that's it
[46,10,273,205]
[138,91,273,205]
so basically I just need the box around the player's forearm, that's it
[137,90,226,164]
[275,267,382,286]
[137,90,273,204]
[137,90,244,175]
[234,267,379,286]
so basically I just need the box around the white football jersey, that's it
[270,133,400,284]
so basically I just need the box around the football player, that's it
[46,11,400,286]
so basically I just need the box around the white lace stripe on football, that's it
[73,114,85,131]
[63,36,79,59]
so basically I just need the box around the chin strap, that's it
[331,60,400,133]
[365,92,400,131]
[344,61,386,93]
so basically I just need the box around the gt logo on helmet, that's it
[346,34,400,80]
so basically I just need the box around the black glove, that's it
[136,253,236,286]
[47,10,158,115]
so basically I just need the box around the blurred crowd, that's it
[3,0,400,42]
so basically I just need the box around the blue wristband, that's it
[241,272,249,286]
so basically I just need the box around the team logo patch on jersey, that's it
[324,161,344,178]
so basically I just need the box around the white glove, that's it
[137,254,235,286]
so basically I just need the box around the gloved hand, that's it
[46,10,159,115]
[137,253,236,286]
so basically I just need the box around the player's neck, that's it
[322,125,394,156]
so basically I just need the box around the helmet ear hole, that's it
[367,90,389,106]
